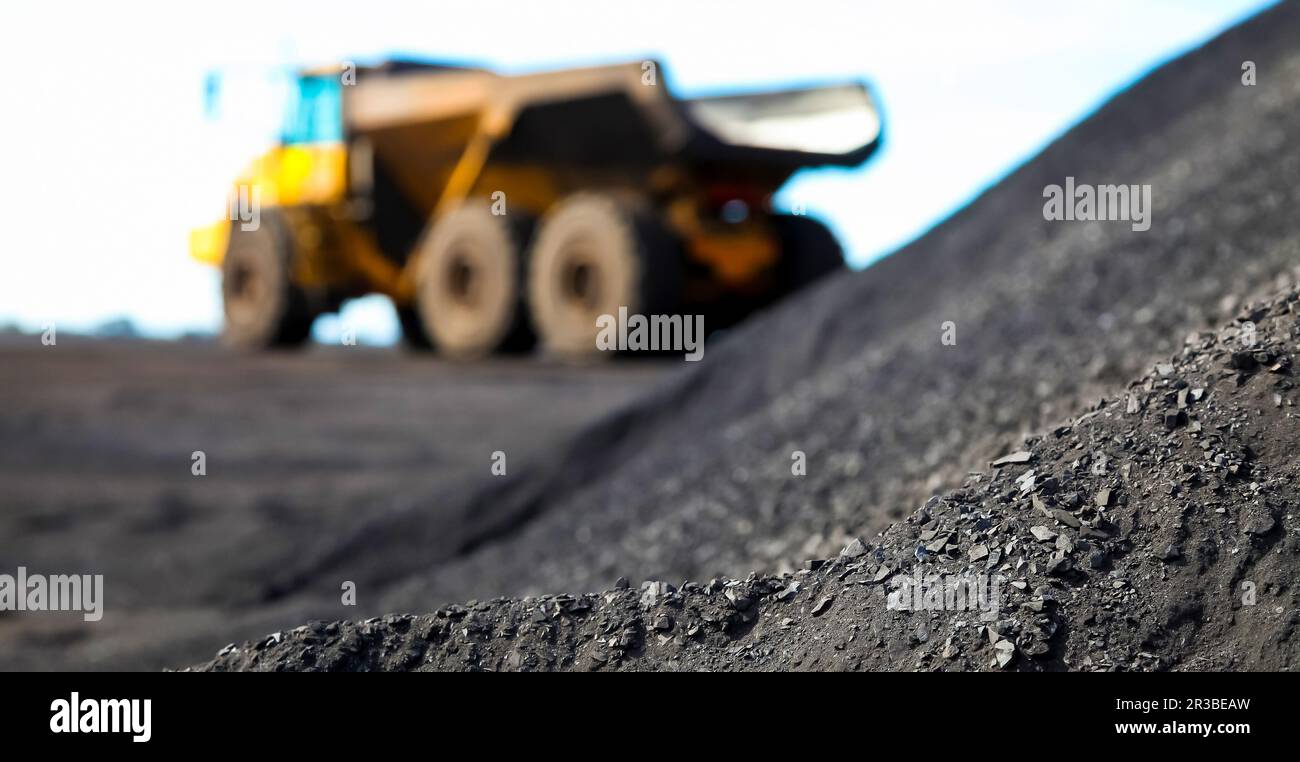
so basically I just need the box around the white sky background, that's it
[0,0,1273,342]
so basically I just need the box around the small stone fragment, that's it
[840,537,869,558]
[1157,544,1182,562]
[1050,509,1082,529]
[994,640,1016,669]
[1244,515,1276,536]
[992,451,1033,467]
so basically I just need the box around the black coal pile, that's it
[355,1,1300,609]
[197,285,1300,671]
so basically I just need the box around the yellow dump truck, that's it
[190,59,882,357]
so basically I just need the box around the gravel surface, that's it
[12,4,1300,673]
[375,1,1300,609]
[0,341,666,670]
[198,285,1300,671]
[194,3,1300,671]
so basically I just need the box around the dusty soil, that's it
[381,0,1300,608]
[9,3,1300,673]
[0,339,668,670]
[195,2,1300,672]
[198,286,1300,672]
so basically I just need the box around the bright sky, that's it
[0,0,1274,343]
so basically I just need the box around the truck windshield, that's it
[282,75,343,145]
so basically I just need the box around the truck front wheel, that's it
[220,210,315,349]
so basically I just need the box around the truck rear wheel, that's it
[395,306,432,350]
[772,213,845,293]
[527,194,680,358]
[221,210,315,348]
[415,202,533,359]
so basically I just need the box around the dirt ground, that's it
[377,0,1300,608]
[197,1,1300,672]
[201,286,1300,672]
[0,338,669,670]
[7,2,1300,673]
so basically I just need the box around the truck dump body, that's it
[682,84,882,165]
[346,61,881,216]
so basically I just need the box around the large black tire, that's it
[220,210,315,348]
[772,213,845,294]
[395,306,432,350]
[414,202,534,359]
[527,193,681,358]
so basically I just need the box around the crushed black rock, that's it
[196,286,1300,672]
